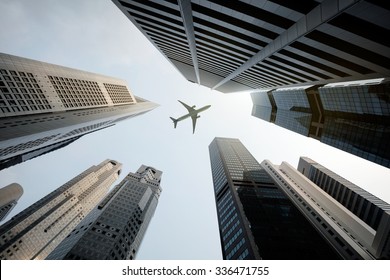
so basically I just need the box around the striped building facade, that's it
[112,0,390,93]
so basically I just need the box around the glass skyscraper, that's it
[209,137,340,259]
[47,165,162,260]
[252,79,390,168]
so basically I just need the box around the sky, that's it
[0,0,389,260]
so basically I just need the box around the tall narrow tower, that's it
[0,183,23,222]
[47,165,162,260]
[0,53,158,170]
[0,159,122,260]
[209,137,339,259]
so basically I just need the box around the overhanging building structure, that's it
[209,137,390,259]
[0,159,122,260]
[251,79,390,168]
[0,53,158,170]
[47,165,162,260]
[112,0,390,93]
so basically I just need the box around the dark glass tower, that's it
[47,165,162,260]
[209,137,340,259]
[252,79,390,168]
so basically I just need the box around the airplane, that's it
[170,100,211,134]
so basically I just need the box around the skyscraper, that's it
[0,159,122,260]
[47,165,162,260]
[112,0,390,93]
[0,183,23,223]
[251,78,390,168]
[209,137,340,259]
[0,53,158,170]
[262,160,390,259]
[296,157,390,259]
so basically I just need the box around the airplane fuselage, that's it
[175,105,211,122]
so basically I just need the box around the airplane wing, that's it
[190,114,198,134]
[178,100,195,113]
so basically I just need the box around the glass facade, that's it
[251,91,272,122]
[272,88,313,135]
[321,117,390,167]
[236,177,339,259]
[274,110,312,136]
[251,80,390,168]
[319,83,390,167]
[209,137,340,259]
[319,84,390,115]
[209,138,257,260]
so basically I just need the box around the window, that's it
[335,237,345,247]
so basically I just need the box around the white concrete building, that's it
[262,157,390,259]
[0,53,158,169]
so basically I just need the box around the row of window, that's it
[237,248,249,260]
[0,70,52,114]
[222,219,240,241]
[0,115,65,129]
[219,207,236,226]
[221,212,238,233]
[212,159,226,193]
[226,238,245,260]
[109,212,141,260]
[216,189,232,209]
[319,85,390,115]
[0,240,23,260]
[311,167,385,231]
[0,69,34,77]
[0,134,59,157]
[218,199,234,216]
[103,83,133,104]
[44,202,81,232]
[330,121,386,156]
[56,121,110,141]
[48,75,108,108]
[224,228,243,251]
[1,81,41,91]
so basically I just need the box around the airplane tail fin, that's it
[170,117,178,128]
